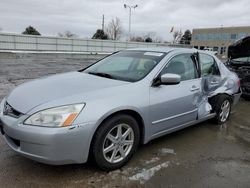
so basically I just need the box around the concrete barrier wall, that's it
[0,33,175,53]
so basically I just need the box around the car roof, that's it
[126,47,198,53]
[126,47,216,57]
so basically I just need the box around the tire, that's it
[210,94,232,124]
[92,114,140,171]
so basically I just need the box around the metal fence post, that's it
[13,35,16,50]
[55,38,57,51]
[86,39,88,52]
[36,36,38,51]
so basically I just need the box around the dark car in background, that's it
[227,36,250,98]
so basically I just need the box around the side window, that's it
[161,54,196,81]
[199,54,220,76]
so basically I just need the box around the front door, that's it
[150,53,201,134]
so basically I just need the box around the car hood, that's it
[228,36,250,60]
[7,72,129,114]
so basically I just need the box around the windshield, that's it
[232,57,250,64]
[83,51,166,82]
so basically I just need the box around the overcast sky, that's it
[0,0,249,41]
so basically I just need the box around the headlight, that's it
[24,104,85,128]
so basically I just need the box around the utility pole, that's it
[124,4,138,39]
[102,14,105,31]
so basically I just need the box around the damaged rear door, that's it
[197,53,222,119]
[199,53,222,93]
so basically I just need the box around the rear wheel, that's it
[210,95,231,124]
[92,114,140,171]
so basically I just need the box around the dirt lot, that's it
[0,52,250,188]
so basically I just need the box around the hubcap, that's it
[219,100,230,123]
[103,123,134,163]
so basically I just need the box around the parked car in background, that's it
[204,47,218,56]
[227,36,250,98]
[0,48,241,171]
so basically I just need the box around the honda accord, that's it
[0,48,241,170]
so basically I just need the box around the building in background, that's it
[191,26,250,58]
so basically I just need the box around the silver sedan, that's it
[0,48,241,171]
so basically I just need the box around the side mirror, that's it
[152,73,181,86]
[160,73,181,85]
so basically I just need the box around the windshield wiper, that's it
[88,72,115,79]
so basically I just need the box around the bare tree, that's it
[177,30,183,43]
[130,36,144,42]
[129,32,163,43]
[173,31,179,42]
[58,31,78,38]
[106,17,123,40]
[154,36,163,43]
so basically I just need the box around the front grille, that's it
[3,102,23,118]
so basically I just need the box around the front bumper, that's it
[0,99,95,165]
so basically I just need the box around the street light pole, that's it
[129,7,131,34]
[124,4,138,39]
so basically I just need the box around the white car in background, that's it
[204,48,218,56]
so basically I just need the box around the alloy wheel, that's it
[219,100,230,123]
[102,123,134,163]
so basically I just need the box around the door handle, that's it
[190,86,200,91]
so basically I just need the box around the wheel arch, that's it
[88,108,146,160]
[209,93,233,114]
[209,92,233,103]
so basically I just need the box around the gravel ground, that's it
[0,52,250,188]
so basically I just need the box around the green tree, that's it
[92,29,108,40]
[180,30,192,44]
[22,26,41,35]
[145,37,153,42]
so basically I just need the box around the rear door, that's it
[149,53,201,134]
[199,53,222,93]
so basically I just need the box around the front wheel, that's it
[92,114,140,171]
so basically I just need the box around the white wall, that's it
[0,33,171,53]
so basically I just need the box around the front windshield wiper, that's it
[87,71,135,82]
[88,72,116,79]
